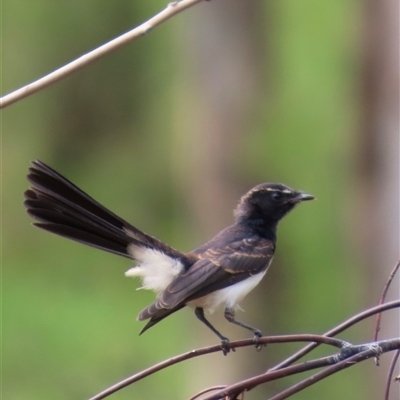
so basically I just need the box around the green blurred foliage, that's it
[3,1,379,399]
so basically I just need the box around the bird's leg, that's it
[224,307,265,351]
[194,307,233,355]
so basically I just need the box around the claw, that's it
[252,331,265,352]
[221,339,230,355]
[221,338,235,355]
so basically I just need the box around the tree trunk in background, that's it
[173,0,266,391]
[173,0,264,239]
[358,0,399,398]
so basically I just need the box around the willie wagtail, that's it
[24,160,314,353]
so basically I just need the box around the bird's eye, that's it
[271,191,282,201]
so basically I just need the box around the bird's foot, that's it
[252,330,265,352]
[221,338,235,356]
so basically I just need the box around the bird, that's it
[24,160,314,354]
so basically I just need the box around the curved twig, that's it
[188,386,228,400]
[267,348,383,400]
[269,300,400,371]
[374,259,400,342]
[198,355,336,400]
[201,338,400,400]
[87,302,399,400]
[87,334,347,400]
[0,0,205,109]
[384,349,400,400]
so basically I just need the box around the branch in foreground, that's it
[267,344,391,400]
[0,0,205,109]
[188,386,229,400]
[270,299,400,371]
[87,334,346,400]
[374,259,400,343]
[384,349,400,400]
[88,301,400,400]
[199,338,400,400]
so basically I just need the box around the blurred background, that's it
[2,0,399,399]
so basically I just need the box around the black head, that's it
[234,183,314,228]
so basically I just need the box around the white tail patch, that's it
[125,245,184,294]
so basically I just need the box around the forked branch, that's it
[88,300,400,400]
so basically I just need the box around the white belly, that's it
[187,269,267,313]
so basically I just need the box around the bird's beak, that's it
[288,192,315,204]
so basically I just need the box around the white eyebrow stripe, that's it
[265,188,292,194]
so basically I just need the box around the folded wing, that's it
[138,237,274,333]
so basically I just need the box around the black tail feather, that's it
[139,304,185,335]
[24,160,190,264]
[24,161,137,257]
[25,191,130,257]
[26,161,135,234]
[24,160,194,335]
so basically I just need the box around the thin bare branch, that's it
[199,355,336,400]
[267,349,380,400]
[87,334,347,400]
[374,259,400,342]
[87,302,399,400]
[268,340,400,400]
[0,0,205,109]
[269,300,400,371]
[202,338,400,400]
[384,349,400,400]
[87,343,218,400]
[188,386,228,400]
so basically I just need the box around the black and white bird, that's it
[24,160,314,353]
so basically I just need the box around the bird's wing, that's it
[138,237,275,319]
[24,160,191,264]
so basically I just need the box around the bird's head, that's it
[234,183,315,228]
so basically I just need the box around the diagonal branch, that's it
[267,346,389,400]
[87,303,399,400]
[200,355,337,400]
[269,299,400,371]
[0,0,205,109]
[200,338,400,400]
[374,259,400,342]
[384,349,400,400]
[87,334,347,400]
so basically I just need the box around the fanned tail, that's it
[24,160,188,261]
[24,160,195,334]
